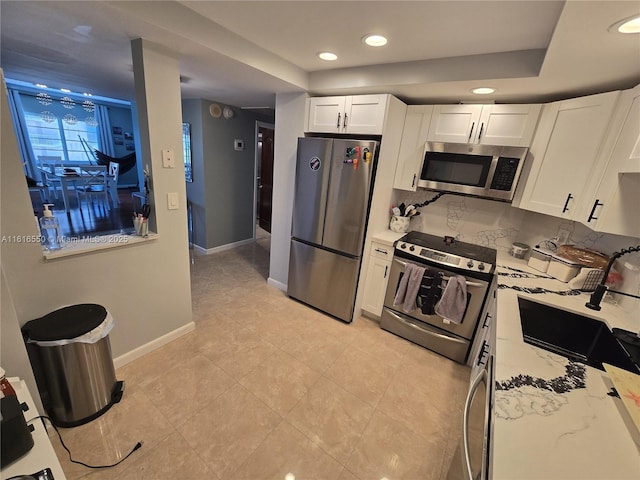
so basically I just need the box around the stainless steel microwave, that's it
[418,142,528,202]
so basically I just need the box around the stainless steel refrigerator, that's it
[288,137,378,322]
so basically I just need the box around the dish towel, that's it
[394,263,426,313]
[416,268,443,315]
[435,275,467,324]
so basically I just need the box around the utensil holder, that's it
[389,215,410,233]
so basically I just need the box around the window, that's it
[23,111,98,165]
[183,122,192,182]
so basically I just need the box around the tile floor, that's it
[48,231,470,479]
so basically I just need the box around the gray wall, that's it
[182,99,273,250]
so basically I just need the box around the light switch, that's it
[167,192,179,210]
[162,149,175,168]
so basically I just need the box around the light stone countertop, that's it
[491,255,640,479]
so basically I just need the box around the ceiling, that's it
[1,1,639,109]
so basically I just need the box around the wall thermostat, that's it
[234,139,245,151]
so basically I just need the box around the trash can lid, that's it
[22,304,108,342]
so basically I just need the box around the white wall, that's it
[0,42,193,404]
[268,92,307,290]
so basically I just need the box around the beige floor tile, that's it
[239,349,321,415]
[49,390,174,480]
[141,353,234,427]
[177,383,281,479]
[350,323,412,368]
[286,376,374,464]
[277,326,349,373]
[92,431,215,480]
[338,468,361,480]
[324,347,397,407]
[232,420,343,480]
[346,411,446,480]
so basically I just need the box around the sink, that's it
[518,297,640,373]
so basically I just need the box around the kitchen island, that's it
[491,256,639,479]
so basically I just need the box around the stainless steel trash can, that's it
[22,304,124,427]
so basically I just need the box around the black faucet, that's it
[586,245,640,310]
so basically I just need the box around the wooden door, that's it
[258,127,274,232]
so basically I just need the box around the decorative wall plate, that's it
[209,103,222,118]
[223,106,234,119]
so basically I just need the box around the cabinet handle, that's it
[412,174,416,188]
[477,122,484,141]
[587,199,603,222]
[477,340,489,366]
[384,265,388,278]
[343,112,348,128]
[482,311,491,329]
[562,193,573,213]
[374,248,388,255]
[468,122,475,142]
[337,112,341,128]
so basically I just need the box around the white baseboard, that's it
[113,322,195,369]
[267,277,287,292]
[193,237,255,255]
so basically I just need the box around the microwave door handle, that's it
[463,368,487,480]
[393,259,485,288]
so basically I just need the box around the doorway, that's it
[255,122,275,234]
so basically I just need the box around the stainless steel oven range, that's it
[380,231,496,363]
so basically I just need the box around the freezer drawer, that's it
[287,240,360,322]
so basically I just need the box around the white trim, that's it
[193,237,255,255]
[113,321,195,369]
[267,277,287,292]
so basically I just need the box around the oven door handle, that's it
[385,310,468,345]
[393,259,486,288]
[463,367,488,480]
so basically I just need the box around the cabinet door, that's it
[307,96,345,133]
[584,85,640,237]
[362,256,391,316]
[515,91,619,219]
[427,105,483,144]
[345,95,387,134]
[393,105,433,191]
[477,104,541,147]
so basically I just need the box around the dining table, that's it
[39,165,117,214]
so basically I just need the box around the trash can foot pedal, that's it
[112,380,125,404]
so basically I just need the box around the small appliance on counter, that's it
[0,369,34,468]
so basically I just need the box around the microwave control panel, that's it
[490,157,520,191]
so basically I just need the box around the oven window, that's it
[421,152,492,187]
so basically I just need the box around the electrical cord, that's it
[27,415,143,469]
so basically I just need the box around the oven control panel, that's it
[396,242,491,274]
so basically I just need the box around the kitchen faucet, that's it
[586,245,640,311]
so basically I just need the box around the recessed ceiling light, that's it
[60,88,71,93]
[318,52,338,61]
[610,14,640,33]
[35,83,48,89]
[472,87,496,95]
[363,34,388,47]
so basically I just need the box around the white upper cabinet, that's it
[580,84,640,237]
[306,94,388,135]
[427,104,541,146]
[393,105,433,191]
[514,91,620,219]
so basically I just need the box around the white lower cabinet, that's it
[361,241,394,317]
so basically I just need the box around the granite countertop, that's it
[492,255,640,480]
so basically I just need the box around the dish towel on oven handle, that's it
[393,263,426,313]
[435,274,467,324]
[417,268,443,315]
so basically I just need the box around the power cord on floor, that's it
[27,415,143,469]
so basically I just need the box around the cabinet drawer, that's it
[370,241,393,260]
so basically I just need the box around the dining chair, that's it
[108,162,120,206]
[38,155,63,200]
[75,165,110,212]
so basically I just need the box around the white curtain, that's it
[96,104,115,157]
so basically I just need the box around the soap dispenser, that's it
[40,204,62,250]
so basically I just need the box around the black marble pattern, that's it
[496,362,587,394]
